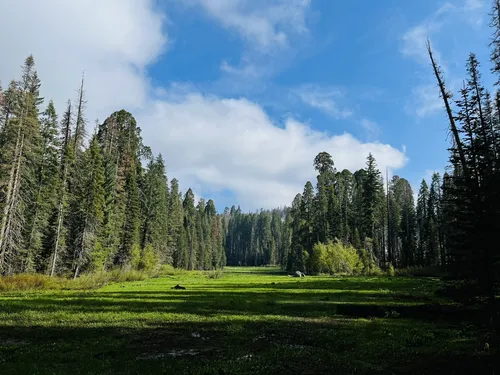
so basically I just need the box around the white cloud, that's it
[292,85,353,119]
[139,93,407,210]
[0,0,408,211]
[0,0,166,124]
[188,0,310,51]
[401,20,444,64]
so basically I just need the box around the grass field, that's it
[0,267,497,374]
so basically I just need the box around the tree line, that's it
[1,1,499,294]
[0,59,226,276]
[226,0,500,296]
[0,57,449,278]
[225,151,438,274]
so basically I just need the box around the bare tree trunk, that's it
[0,132,24,271]
[73,75,85,154]
[50,162,69,277]
[427,41,468,177]
[0,127,21,256]
[50,198,64,277]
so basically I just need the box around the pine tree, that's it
[24,100,60,272]
[313,152,336,243]
[183,188,197,270]
[396,178,417,267]
[71,135,105,278]
[97,111,144,268]
[361,153,384,262]
[287,194,304,272]
[168,178,185,268]
[301,181,315,255]
[416,179,429,266]
[46,100,73,276]
[427,173,442,267]
[140,155,169,265]
[0,56,43,273]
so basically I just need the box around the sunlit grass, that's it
[0,267,495,374]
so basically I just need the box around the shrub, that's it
[130,244,141,270]
[206,269,224,279]
[139,244,159,272]
[157,264,180,276]
[308,242,364,276]
[358,248,382,275]
[386,263,395,277]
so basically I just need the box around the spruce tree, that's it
[0,56,43,273]
[25,100,60,272]
[71,135,105,278]
[183,188,197,270]
[416,179,429,266]
[361,153,384,262]
[140,155,169,265]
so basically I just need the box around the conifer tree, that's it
[361,153,384,261]
[140,155,169,264]
[71,135,105,278]
[168,178,185,268]
[24,100,60,272]
[183,188,197,270]
[0,56,43,273]
[416,179,429,266]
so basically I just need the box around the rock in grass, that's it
[172,284,186,290]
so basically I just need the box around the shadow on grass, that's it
[0,287,489,323]
[0,318,497,375]
[0,276,497,375]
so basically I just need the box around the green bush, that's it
[130,244,141,270]
[139,244,159,272]
[307,241,383,276]
[358,248,382,275]
[386,263,395,276]
[206,269,224,279]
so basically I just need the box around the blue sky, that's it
[0,0,494,211]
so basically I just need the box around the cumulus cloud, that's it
[0,0,166,125]
[0,0,407,210]
[139,93,407,209]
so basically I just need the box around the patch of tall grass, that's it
[0,265,185,292]
[205,269,224,279]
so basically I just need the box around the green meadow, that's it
[0,267,495,374]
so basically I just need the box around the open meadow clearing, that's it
[0,267,496,374]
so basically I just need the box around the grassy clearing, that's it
[0,267,497,374]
